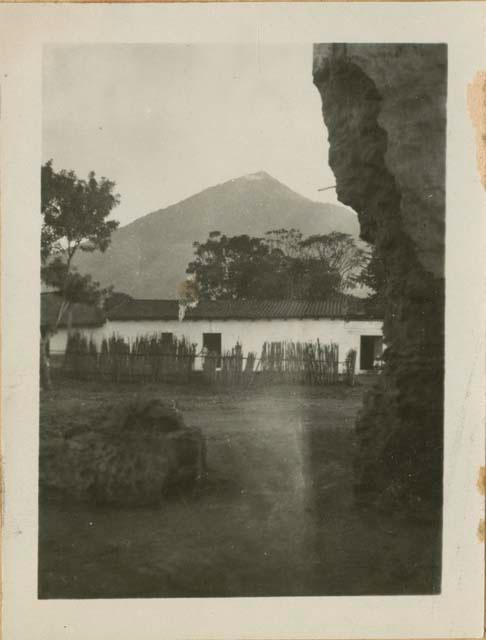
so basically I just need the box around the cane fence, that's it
[53,332,357,387]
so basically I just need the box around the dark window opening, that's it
[360,335,383,370]
[160,332,174,355]
[203,333,222,367]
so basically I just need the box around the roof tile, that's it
[107,295,378,321]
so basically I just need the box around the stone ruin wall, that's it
[313,44,447,510]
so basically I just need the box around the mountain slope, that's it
[74,172,360,298]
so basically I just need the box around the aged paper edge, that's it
[0,0,486,4]
[1,6,485,640]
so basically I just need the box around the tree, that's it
[264,228,303,258]
[288,257,341,300]
[356,246,386,313]
[186,229,365,301]
[186,232,286,300]
[41,160,120,266]
[299,231,370,291]
[40,161,120,388]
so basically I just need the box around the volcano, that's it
[74,171,360,298]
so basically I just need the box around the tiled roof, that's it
[106,299,179,320]
[186,297,365,319]
[108,295,379,321]
[41,293,105,329]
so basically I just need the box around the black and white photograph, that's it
[1,4,484,639]
[38,41,445,599]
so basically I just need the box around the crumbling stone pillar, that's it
[313,44,447,511]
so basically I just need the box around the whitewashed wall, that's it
[50,317,383,373]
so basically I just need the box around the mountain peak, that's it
[239,170,274,182]
[74,174,360,298]
[227,170,301,197]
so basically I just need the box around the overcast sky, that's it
[43,44,339,228]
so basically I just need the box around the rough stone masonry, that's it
[313,44,447,511]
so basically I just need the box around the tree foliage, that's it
[41,160,120,266]
[41,160,120,316]
[300,231,370,290]
[186,229,370,301]
[356,245,386,313]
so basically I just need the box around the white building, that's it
[43,294,384,373]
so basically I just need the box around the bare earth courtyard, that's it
[39,378,441,599]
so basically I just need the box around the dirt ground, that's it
[38,378,441,598]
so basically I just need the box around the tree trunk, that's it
[40,334,51,391]
[67,308,73,337]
